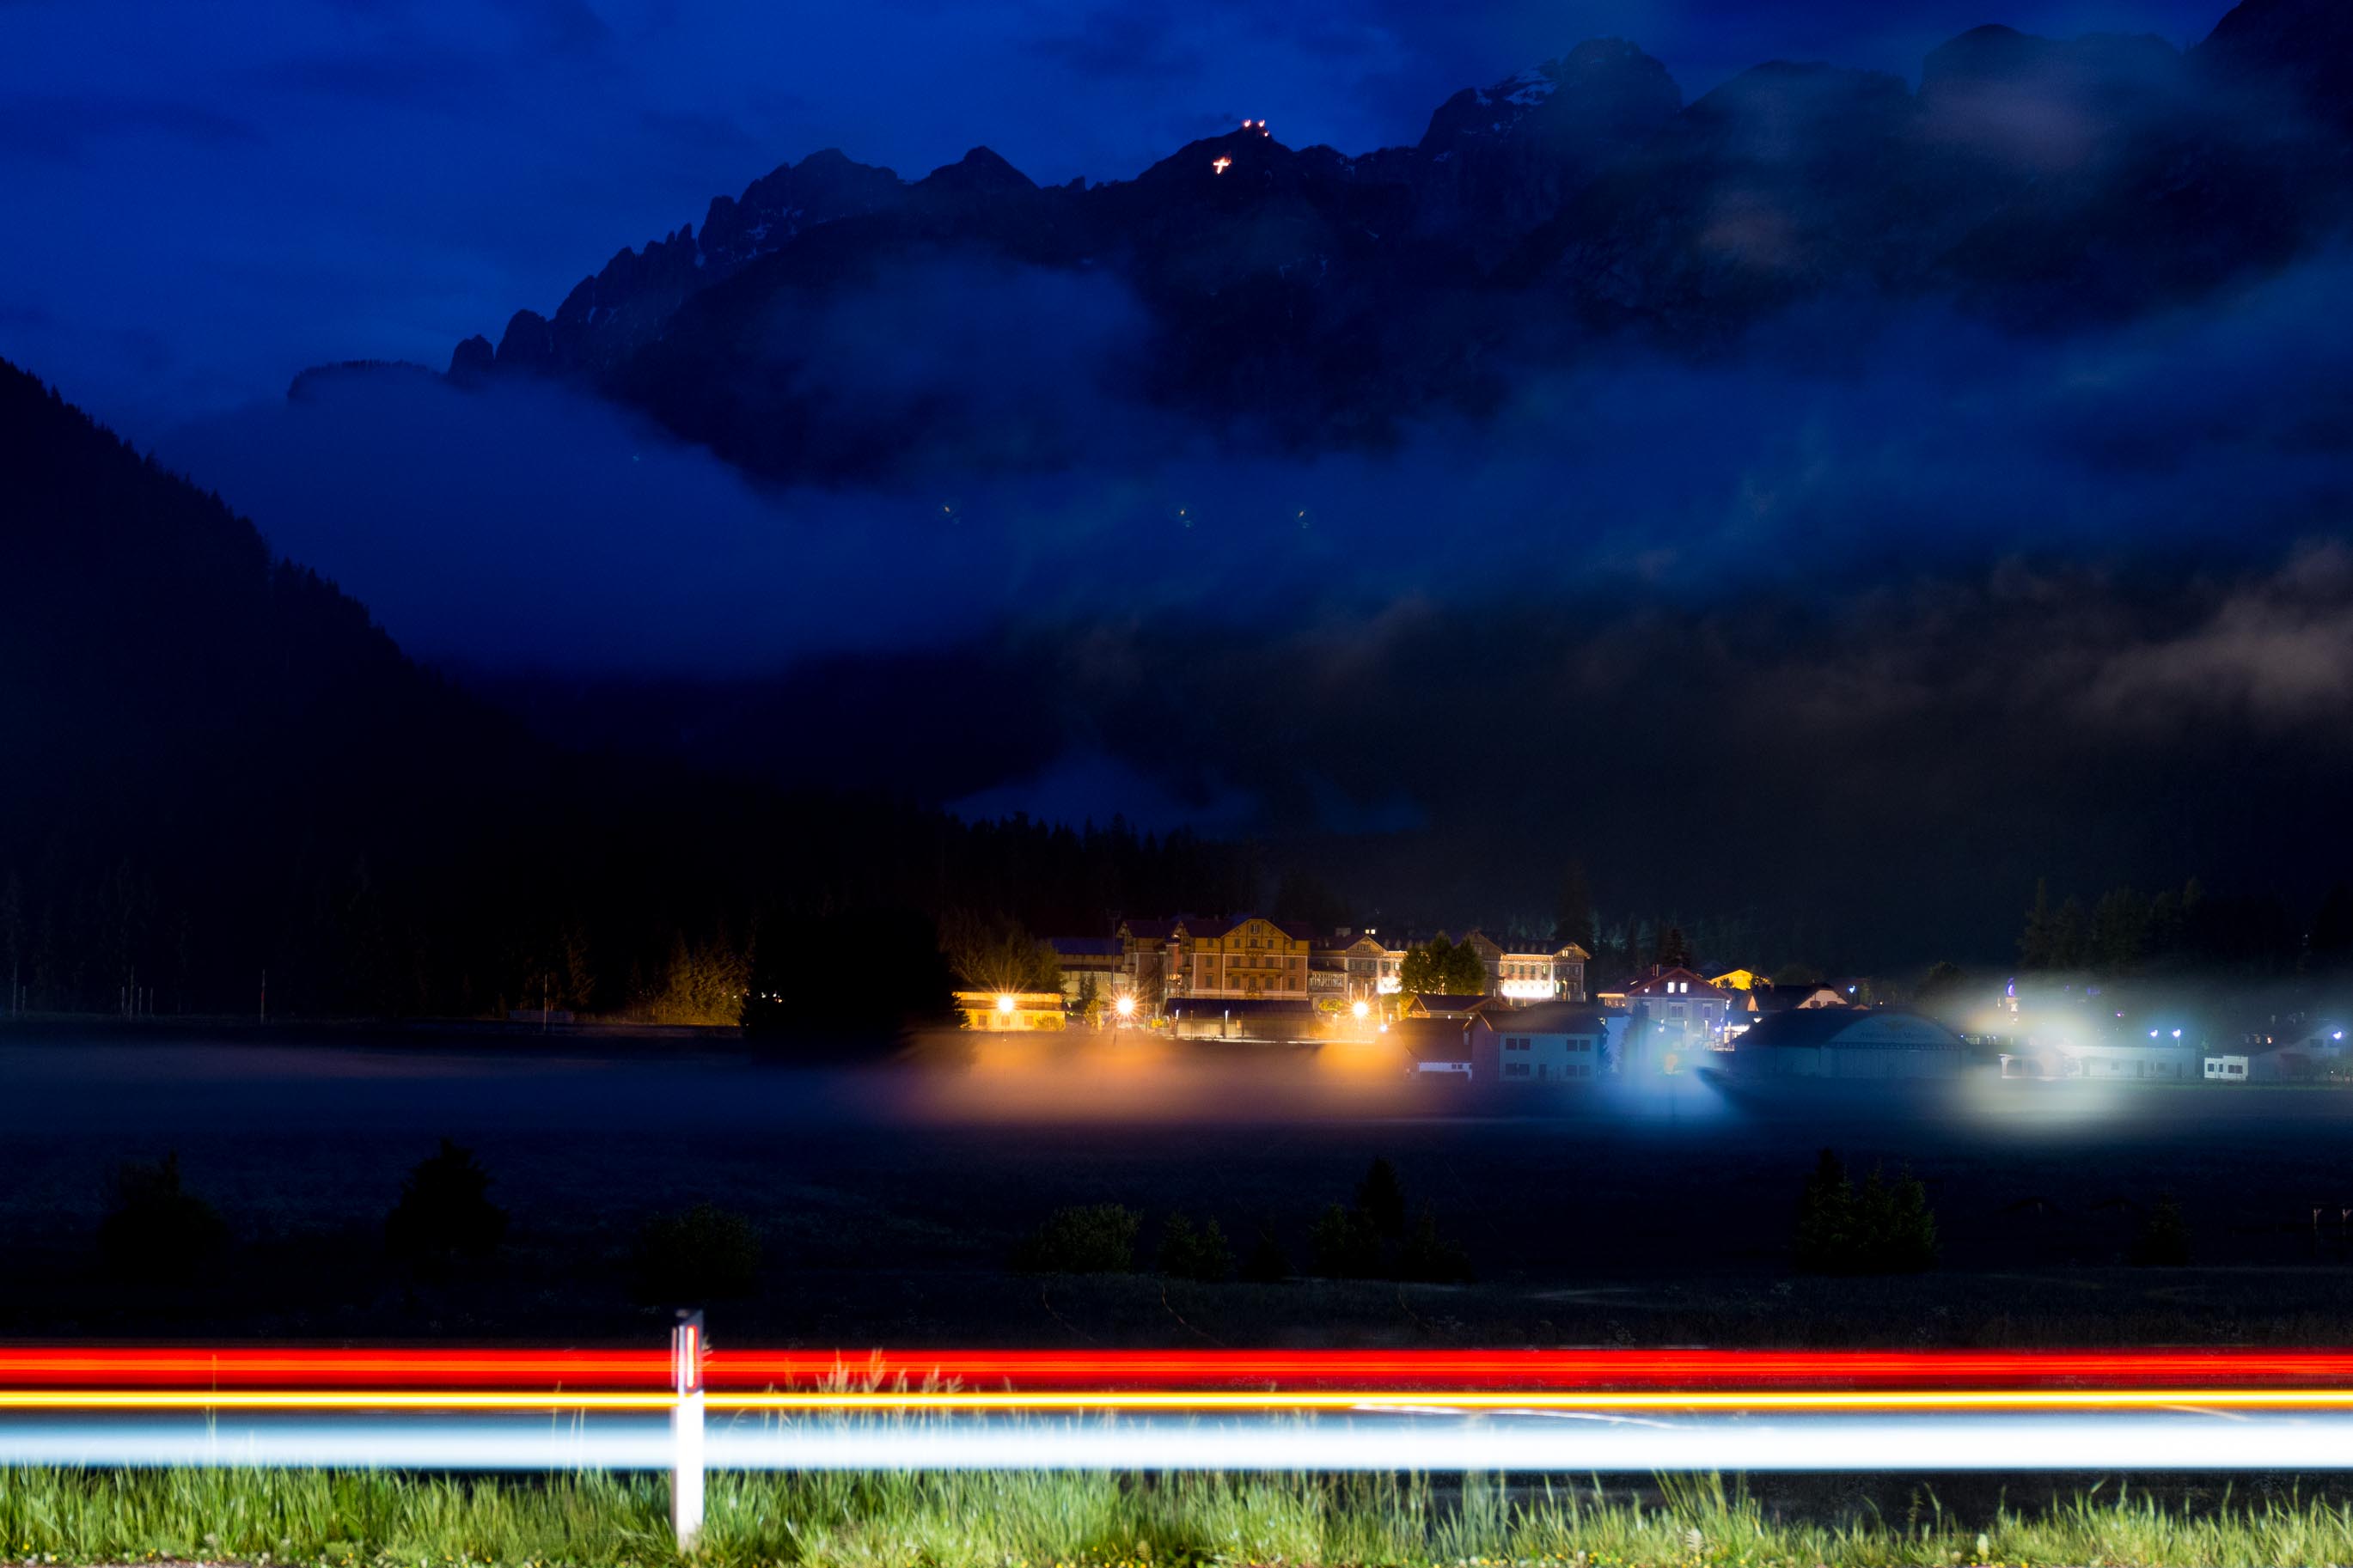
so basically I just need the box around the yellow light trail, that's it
[11,1388,2353,1413]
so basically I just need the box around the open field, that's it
[5,1026,2353,1344]
[15,1467,2353,1568]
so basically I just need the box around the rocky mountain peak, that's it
[921,145,1036,194]
[700,148,907,272]
[1419,38,1678,156]
[1406,38,1680,250]
[411,0,2352,484]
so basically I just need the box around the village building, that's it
[1554,944,1591,1001]
[1164,995,1320,1041]
[1459,930,1592,1001]
[1390,1016,1475,1078]
[2002,1038,2199,1082]
[1318,931,1403,998]
[2227,1021,2350,1082]
[1733,1006,1970,1078]
[1402,992,1506,1021]
[953,991,1068,1031]
[1469,1002,1610,1083]
[1177,914,1317,999]
[1307,951,1352,1000]
[1114,917,1201,1005]
[1046,937,1124,1006]
[1623,967,1734,1047]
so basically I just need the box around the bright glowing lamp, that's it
[1115,995,1137,1018]
[995,995,1016,1016]
[1351,1000,1370,1020]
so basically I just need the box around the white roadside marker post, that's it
[671,1309,706,1550]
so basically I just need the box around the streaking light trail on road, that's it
[6,1347,2353,1473]
[14,1388,2353,1412]
[10,1346,2353,1389]
[4,1410,2353,1473]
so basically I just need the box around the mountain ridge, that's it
[398,0,2352,484]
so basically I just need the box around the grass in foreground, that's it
[7,1469,2353,1568]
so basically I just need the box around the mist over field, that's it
[164,249,2353,673]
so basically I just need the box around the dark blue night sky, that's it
[6,0,2350,949]
[3,0,2226,429]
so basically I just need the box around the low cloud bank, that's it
[164,249,2353,674]
[150,251,2353,957]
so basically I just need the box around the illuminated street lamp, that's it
[1115,994,1137,1022]
[995,994,1016,1016]
[1351,999,1370,1020]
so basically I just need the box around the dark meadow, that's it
[3,1023,2352,1349]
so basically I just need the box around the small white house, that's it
[2203,1055,2249,1082]
[1469,1003,1609,1083]
[2057,1041,2200,1082]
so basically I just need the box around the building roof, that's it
[1460,930,1586,960]
[1323,934,1394,955]
[1390,1016,1472,1062]
[1751,983,1849,1012]
[2248,1024,2349,1057]
[1117,917,1203,941]
[1048,937,1123,958]
[1408,992,1496,1016]
[1475,1002,1608,1036]
[1625,967,1730,1001]
[1734,1006,1965,1052]
[1173,914,1318,943]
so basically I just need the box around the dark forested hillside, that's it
[0,360,1264,1022]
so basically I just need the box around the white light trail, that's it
[5,1408,2352,1471]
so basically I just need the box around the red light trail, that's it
[4,1345,2352,1393]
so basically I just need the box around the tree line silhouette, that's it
[2016,876,2351,977]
